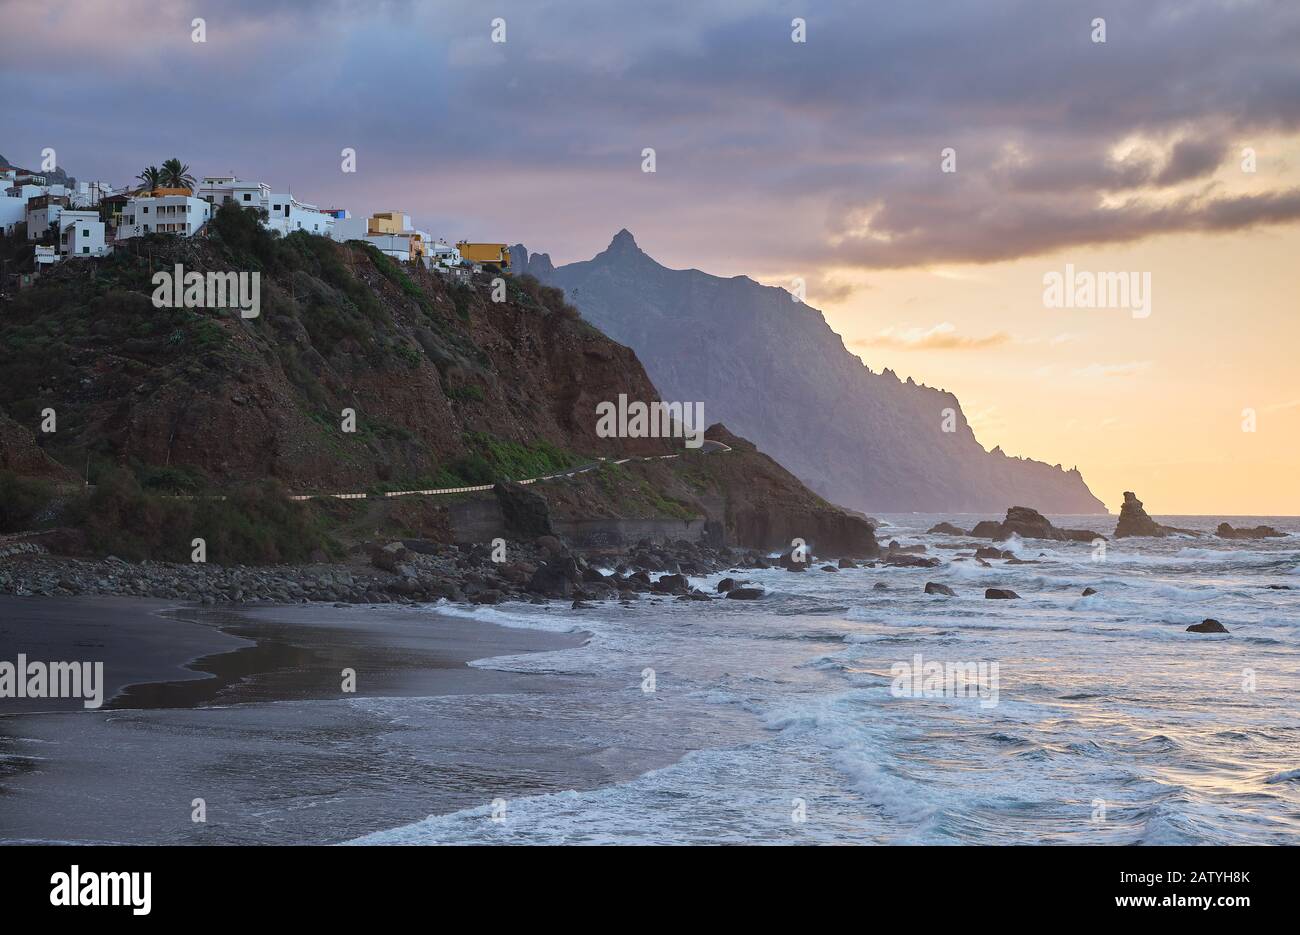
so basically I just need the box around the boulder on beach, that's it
[924,581,956,596]
[1217,522,1285,540]
[985,588,1020,599]
[1187,618,1229,634]
[494,482,554,539]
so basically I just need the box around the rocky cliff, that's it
[0,208,674,494]
[511,230,1106,515]
[0,207,875,557]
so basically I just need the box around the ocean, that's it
[349,514,1300,845]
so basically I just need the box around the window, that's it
[142,206,149,214]
[82,229,89,236]
[82,246,89,254]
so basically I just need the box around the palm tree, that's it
[136,165,163,193]
[159,158,195,191]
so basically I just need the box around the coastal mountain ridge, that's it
[511,230,1106,514]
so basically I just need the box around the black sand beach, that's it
[0,596,608,844]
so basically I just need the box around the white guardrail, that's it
[281,444,728,502]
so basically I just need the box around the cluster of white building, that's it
[2,162,510,277]
[1,167,117,266]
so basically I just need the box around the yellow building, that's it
[368,211,410,235]
[456,242,511,269]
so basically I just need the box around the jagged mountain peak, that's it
[595,228,652,263]
[524,237,1106,514]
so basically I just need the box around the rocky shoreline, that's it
[0,534,875,608]
[2,497,1290,609]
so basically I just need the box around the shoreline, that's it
[0,595,616,845]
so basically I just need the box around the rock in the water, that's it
[975,546,1010,560]
[988,506,1102,543]
[726,587,765,600]
[927,522,968,536]
[1082,587,1098,596]
[1113,491,1198,537]
[872,582,889,590]
[778,547,811,570]
[820,564,838,572]
[924,581,956,596]
[985,588,1020,599]
[838,557,859,568]
[1217,522,1285,540]
[1187,618,1229,633]
[882,553,940,568]
[652,573,689,594]
[716,577,737,592]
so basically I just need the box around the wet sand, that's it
[0,596,605,844]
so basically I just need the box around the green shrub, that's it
[0,471,56,533]
[66,469,338,565]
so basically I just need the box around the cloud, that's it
[854,322,1011,351]
[5,0,1300,274]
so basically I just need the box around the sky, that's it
[4,0,1298,514]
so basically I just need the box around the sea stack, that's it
[1113,491,1198,538]
[1114,491,1167,537]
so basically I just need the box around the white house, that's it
[364,232,417,262]
[58,211,108,257]
[117,191,212,239]
[426,239,462,268]
[197,176,335,237]
[332,215,368,241]
[0,192,25,234]
[25,194,67,240]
